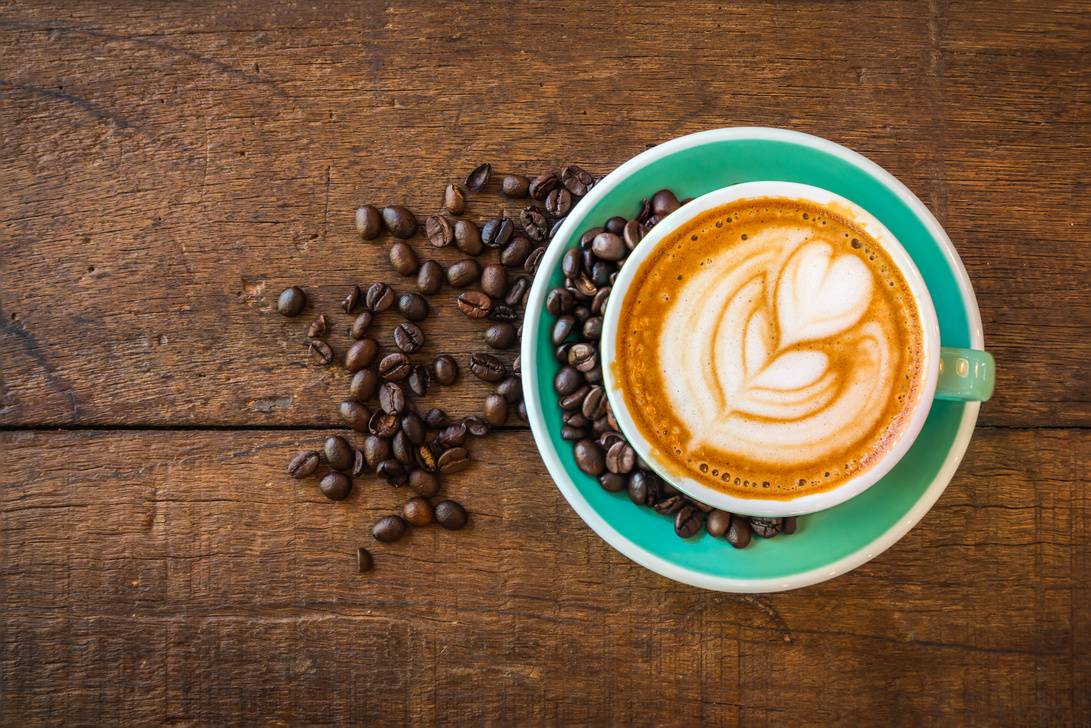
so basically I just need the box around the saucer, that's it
[520,128,984,592]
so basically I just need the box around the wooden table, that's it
[2,2,1088,724]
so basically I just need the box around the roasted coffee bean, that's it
[345,338,379,372]
[340,400,372,432]
[372,515,407,542]
[504,277,529,307]
[465,162,492,191]
[382,205,418,238]
[480,264,507,298]
[604,216,627,236]
[781,516,798,535]
[599,472,627,493]
[573,303,593,323]
[392,430,413,465]
[520,206,548,242]
[559,385,589,411]
[561,248,582,279]
[319,472,352,501]
[496,377,523,404]
[469,353,505,382]
[591,416,611,435]
[551,315,577,345]
[397,293,429,322]
[560,425,587,441]
[502,174,530,197]
[376,459,406,480]
[307,314,327,338]
[562,411,589,427]
[365,282,394,312]
[369,411,400,438]
[379,352,412,380]
[654,494,685,516]
[444,184,465,215]
[524,247,545,275]
[546,287,575,316]
[349,369,379,401]
[433,355,459,385]
[408,468,440,497]
[592,232,626,261]
[561,164,594,196]
[351,449,367,477]
[464,415,491,437]
[659,479,680,499]
[393,322,425,354]
[568,343,597,372]
[583,316,603,340]
[590,260,613,288]
[512,355,522,375]
[652,189,680,216]
[582,386,608,420]
[516,401,528,423]
[644,215,662,229]
[424,408,447,428]
[397,364,424,396]
[287,451,321,479]
[627,470,652,505]
[605,440,635,474]
[750,517,782,539]
[355,205,382,240]
[529,172,559,200]
[363,436,391,468]
[622,220,644,250]
[500,236,532,266]
[580,249,596,277]
[484,322,516,349]
[308,340,334,366]
[545,187,573,217]
[378,381,406,415]
[454,220,484,255]
[488,304,517,323]
[387,472,410,488]
[400,411,426,445]
[573,439,606,476]
[706,510,732,538]
[350,311,374,340]
[426,214,455,247]
[675,505,704,538]
[438,422,468,448]
[569,273,596,299]
[390,242,420,275]
[580,227,604,249]
[590,287,611,316]
[585,365,604,386]
[277,286,306,317]
[635,197,653,224]
[357,546,374,572]
[483,393,509,426]
[322,438,353,473]
[482,217,514,248]
[416,260,444,295]
[457,290,492,319]
[726,515,752,549]
[403,496,434,527]
[554,342,574,364]
[437,447,470,474]
[446,259,482,288]
[598,432,625,451]
[434,500,468,530]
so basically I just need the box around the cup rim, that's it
[599,181,942,516]
[521,126,985,592]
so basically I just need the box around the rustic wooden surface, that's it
[1,1,1088,725]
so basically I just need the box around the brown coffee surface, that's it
[613,197,926,500]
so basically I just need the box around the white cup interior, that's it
[600,181,942,517]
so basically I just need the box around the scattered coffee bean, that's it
[363,436,391,469]
[484,322,517,349]
[309,340,334,366]
[417,260,444,295]
[357,546,374,572]
[369,411,400,438]
[488,303,518,322]
[465,162,492,191]
[529,173,558,200]
[500,236,533,266]
[390,242,420,275]
[496,377,522,404]
[392,430,413,465]
[726,515,752,548]
[287,451,320,479]
[524,247,545,275]
[277,286,306,317]
[483,393,509,426]
[373,515,407,542]
[408,468,440,497]
[545,187,573,217]
[434,500,468,530]
[307,315,327,338]
[469,353,505,382]
[446,259,482,288]
[349,369,379,401]
[454,220,484,255]
[407,364,431,397]
[397,292,429,322]
[675,505,703,538]
[438,447,470,474]
[480,264,508,298]
[403,496,434,527]
[457,290,492,319]
[350,311,373,340]
[482,217,514,248]
[444,184,465,215]
[464,416,490,437]
[424,408,447,428]
[345,338,379,372]
[379,382,406,415]
[504,277,529,307]
[573,439,606,476]
[561,165,594,196]
[516,400,528,423]
[502,174,530,197]
[340,285,361,314]
[438,422,468,448]
[379,352,412,380]
[355,205,382,240]
[340,400,372,432]
[512,355,521,375]
[599,472,627,493]
[401,411,425,445]
[351,449,367,477]
[319,472,352,501]
[393,322,425,354]
[750,517,782,539]
[520,206,548,242]
[433,355,459,385]
[376,459,406,480]
[426,215,455,247]
[706,510,732,538]
[382,205,418,238]
[326,435,356,470]
[365,282,394,312]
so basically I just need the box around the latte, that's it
[613,197,926,500]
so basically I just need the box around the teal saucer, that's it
[520,128,984,592]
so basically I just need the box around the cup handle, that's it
[936,347,995,401]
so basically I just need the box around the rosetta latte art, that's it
[659,224,898,467]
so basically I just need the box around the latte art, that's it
[615,198,925,499]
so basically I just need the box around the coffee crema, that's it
[613,197,926,500]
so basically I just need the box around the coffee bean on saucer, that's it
[675,505,703,538]
[340,400,371,432]
[598,472,626,493]
[446,259,482,288]
[781,516,798,535]
[483,393,509,427]
[277,286,306,316]
[349,369,379,401]
[438,447,470,474]
[345,338,379,372]
[426,215,455,247]
[417,260,444,295]
[591,287,611,316]
[592,232,626,261]
[457,291,492,319]
[469,353,505,382]
[651,189,680,216]
[379,352,412,380]
[350,311,373,340]
[726,515,752,548]
[750,517,782,539]
[573,439,605,476]
[444,185,465,215]
[580,227,604,249]
[604,216,627,236]
[551,315,577,345]
[308,340,334,366]
[394,322,425,354]
[403,496,434,527]
[434,500,468,530]
[582,386,608,420]
[484,322,516,349]
[562,248,581,278]
[454,221,484,256]
[559,385,589,411]
[546,287,575,316]
[373,515,407,542]
[604,440,635,475]
[287,451,320,479]
[623,220,644,250]
[627,470,652,505]
[582,317,603,340]
[382,205,418,238]
[356,205,382,240]
[465,162,492,191]
[529,173,558,201]
[502,174,530,197]
[366,283,395,312]
[357,546,374,572]
[706,510,732,538]
[319,472,352,501]
[568,343,597,372]
[433,355,459,385]
[561,425,587,441]
[307,315,327,338]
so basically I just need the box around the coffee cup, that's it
[601,181,994,517]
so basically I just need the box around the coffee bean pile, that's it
[278,163,599,571]
[545,188,800,546]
